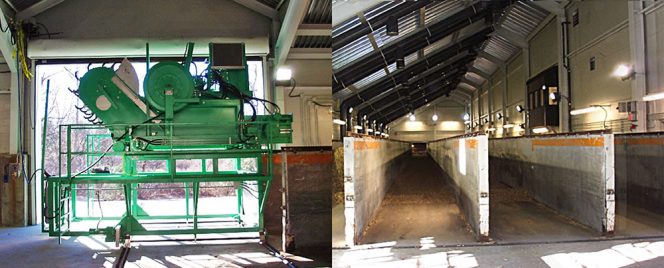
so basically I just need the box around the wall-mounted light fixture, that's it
[276,67,292,81]
[643,92,664,102]
[532,126,549,134]
[333,119,346,125]
[432,114,439,122]
[275,67,293,87]
[516,105,524,113]
[613,64,635,81]
[348,107,353,113]
[570,106,604,115]
[463,113,470,121]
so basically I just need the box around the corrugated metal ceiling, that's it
[471,1,550,80]
[332,0,552,125]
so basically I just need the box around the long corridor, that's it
[359,155,475,246]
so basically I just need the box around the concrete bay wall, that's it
[615,133,664,214]
[265,147,332,261]
[489,132,615,233]
[343,137,410,246]
[428,134,490,240]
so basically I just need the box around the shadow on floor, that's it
[0,225,326,268]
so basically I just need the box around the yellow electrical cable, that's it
[12,22,33,80]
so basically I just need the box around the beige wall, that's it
[390,101,466,142]
[468,1,655,136]
[569,26,631,131]
[529,19,558,77]
[645,4,664,131]
[280,59,333,146]
[0,94,9,153]
[469,50,526,138]
[567,0,629,54]
[566,1,631,132]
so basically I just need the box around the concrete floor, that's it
[615,204,664,237]
[0,226,323,267]
[489,180,598,242]
[359,155,475,246]
[334,154,664,248]
[333,237,664,267]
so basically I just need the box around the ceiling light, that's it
[333,119,346,125]
[542,85,547,91]
[503,123,515,129]
[516,105,524,113]
[409,114,416,121]
[487,127,496,131]
[532,127,549,134]
[570,106,602,115]
[275,67,292,81]
[353,125,362,130]
[348,107,353,113]
[643,92,664,102]
[432,114,438,122]
[463,113,470,121]
[367,128,373,133]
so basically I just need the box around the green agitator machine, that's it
[43,43,292,245]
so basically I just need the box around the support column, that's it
[523,47,531,135]
[502,64,508,128]
[558,9,571,133]
[629,1,648,132]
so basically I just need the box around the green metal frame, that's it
[44,121,280,244]
[41,42,291,244]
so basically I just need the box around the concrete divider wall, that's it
[343,137,410,246]
[427,134,490,240]
[265,147,332,258]
[489,132,615,233]
[615,133,664,214]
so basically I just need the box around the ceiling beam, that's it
[0,6,16,73]
[288,48,332,60]
[492,26,528,48]
[461,77,483,89]
[531,0,566,15]
[297,24,331,36]
[477,51,504,65]
[454,88,473,99]
[467,65,492,80]
[333,2,495,93]
[232,0,277,19]
[275,0,311,69]
[333,1,431,50]
[458,82,477,92]
[17,0,65,20]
